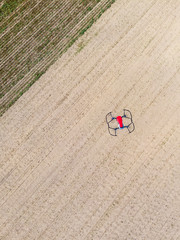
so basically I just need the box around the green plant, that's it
[0,0,26,21]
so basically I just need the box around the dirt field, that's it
[0,0,180,239]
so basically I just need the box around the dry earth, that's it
[0,0,180,239]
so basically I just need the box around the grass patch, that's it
[0,25,7,33]
[2,70,45,114]
[76,41,86,54]
[34,71,45,82]
[80,17,94,36]
[0,0,26,21]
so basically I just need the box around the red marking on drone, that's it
[116,116,123,128]
[106,109,135,136]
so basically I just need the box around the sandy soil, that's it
[0,0,180,239]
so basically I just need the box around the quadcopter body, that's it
[106,109,135,136]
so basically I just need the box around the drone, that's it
[106,109,135,136]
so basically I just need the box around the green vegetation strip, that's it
[0,0,27,21]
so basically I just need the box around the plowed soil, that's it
[0,0,179,239]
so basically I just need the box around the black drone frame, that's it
[106,109,135,136]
